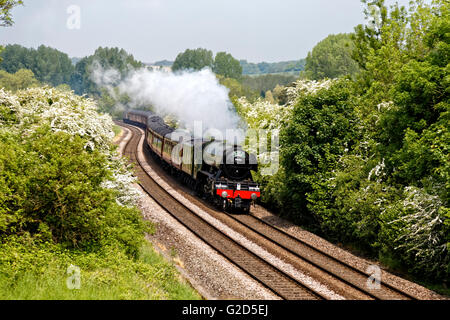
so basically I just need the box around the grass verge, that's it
[0,236,201,300]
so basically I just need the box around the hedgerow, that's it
[236,0,449,286]
[0,87,199,299]
[0,87,146,253]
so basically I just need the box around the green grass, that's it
[0,237,201,300]
[112,125,122,138]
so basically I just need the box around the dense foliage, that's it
[238,0,449,287]
[213,51,243,79]
[172,48,214,72]
[0,87,199,299]
[0,68,39,91]
[70,47,142,96]
[303,33,360,80]
[0,44,74,87]
[0,87,144,252]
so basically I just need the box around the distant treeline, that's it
[240,59,305,75]
[147,58,307,75]
[151,60,173,67]
[0,44,74,87]
[0,45,305,105]
[0,45,142,96]
[242,74,297,96]
[0,36,361,110]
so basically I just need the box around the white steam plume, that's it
[92,64,244,137]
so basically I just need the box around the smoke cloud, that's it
[92,65,244,137]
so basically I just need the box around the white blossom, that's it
[368,158,386,182]
[236,79,334,170]
[392,186,447,273]
[284,79,335,107]
[0,87,140,207]
[101,155,142,207]
[2,87,114,151]
[377,101,394,112]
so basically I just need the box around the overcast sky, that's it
[0,0,413,63]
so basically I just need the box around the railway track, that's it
[118,122,419,300]
[227,213,417,300]
[120,122,326,300]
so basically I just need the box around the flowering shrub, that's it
[237,98,289,131]
[236,79,335,131]
[234,0,449,288]
[284,79,335,106]
[236,79,355,226]
[0,87,200,300]
[0,87,144,253]
[0,88,20,124]
[236,79,336,182]
[237,74,449,284]
[101,154,142,207]
[389,187,449,280]
[0,87,140,206]
[2,87,114,151]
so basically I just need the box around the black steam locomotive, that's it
[124,109,261,212]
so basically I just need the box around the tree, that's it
[265,90,275,104]
[0,69,39,91]
[280,80,359,225]
[0,44,31,71]
[213,52,242,79]
[172,48,213,72]
[303,33,360,80]
[0,1,23,63]
[70,47,142,96]
[0,44,74,87]
[309,0,449,281]
[33,45,74,86]
[0,0,22,27]
[242,74,297,98]
[272,85,285,103]
[233,0,449,286]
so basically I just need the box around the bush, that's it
[0,125,147,254]
[0,87,146,254]
[280,79,360,225]
[0,86,200,299]
[235,0,449,288]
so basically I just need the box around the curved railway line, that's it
[226,213,416,300]
[118,122,422,300]
[121,123,324,300]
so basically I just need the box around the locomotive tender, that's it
[123,109,261,212]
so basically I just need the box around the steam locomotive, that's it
[123,109,261,212]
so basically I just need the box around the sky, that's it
[0,0,415,63]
